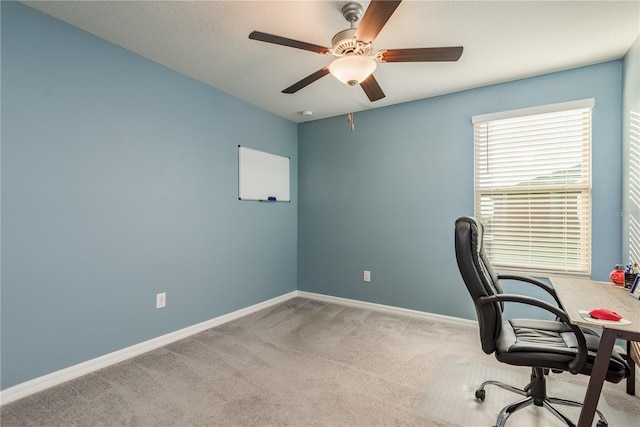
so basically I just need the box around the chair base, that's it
[476,367,608,427]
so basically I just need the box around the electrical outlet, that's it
[363,270,371,282]
[156,292,166,309]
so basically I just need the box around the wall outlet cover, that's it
[156,292,166,309]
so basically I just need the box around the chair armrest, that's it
[477,293,587,374]
[497,274,564,309]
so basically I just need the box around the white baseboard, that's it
[0,290,483,405]
[296,291,477,328]
[4,290,635,406]
[0,291,297,405]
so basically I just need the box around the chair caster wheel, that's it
[475,389,486,401]
[596,421,608,427]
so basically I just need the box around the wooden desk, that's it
[549,276,640,427]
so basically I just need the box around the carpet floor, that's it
[1,297,638,426]
[420,356,640,426]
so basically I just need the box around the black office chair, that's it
[454,216,629,427]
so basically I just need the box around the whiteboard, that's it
[238,146,290,202]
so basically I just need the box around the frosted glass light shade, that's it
[328,55,377,85]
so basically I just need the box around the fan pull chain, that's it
[347,83,355,132]
[347,113,354,132]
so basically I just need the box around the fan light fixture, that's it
[248,1,464,131]
[328,55,377,86]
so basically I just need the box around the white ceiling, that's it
[22,1,640,123]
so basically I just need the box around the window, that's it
[472,99,594,275]
[629,110,640,263]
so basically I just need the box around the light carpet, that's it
[1,297,638,426]
[419,356,640,427]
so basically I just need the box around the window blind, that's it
[629,110,640,263]
[473,100,593,274]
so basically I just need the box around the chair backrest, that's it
[454,216,504,354]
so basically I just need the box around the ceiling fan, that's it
[249,0,463,102]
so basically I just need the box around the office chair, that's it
[454,216,630,427]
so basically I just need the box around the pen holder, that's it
[624,273,637,289]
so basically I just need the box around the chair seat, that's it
[496,319,630,383]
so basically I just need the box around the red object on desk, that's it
[589,308,622,321]
[610,269,624,285]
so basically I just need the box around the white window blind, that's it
[473,100,593,275]
[629,110,640,263]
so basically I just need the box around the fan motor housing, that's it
[341,2,363,23]
[331,28,372,56]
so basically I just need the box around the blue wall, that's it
[1,2,297,389]
[1,0,630,392]
[298,61,623,319]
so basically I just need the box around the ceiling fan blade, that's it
[381,47,464,62]
[249,31,330,54]
[355,0,402,43]
[360,74,385,102]
[282,67,331,94]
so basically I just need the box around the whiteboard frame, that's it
[238,145,290,202]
